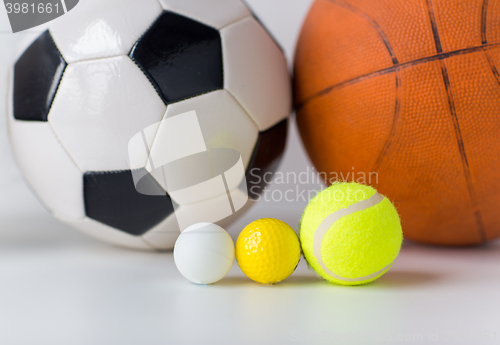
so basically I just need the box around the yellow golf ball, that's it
[236,218,301,284]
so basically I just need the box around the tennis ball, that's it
[299,182,402,286]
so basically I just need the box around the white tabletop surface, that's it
[1,1,500,344]
[2,185,500,345]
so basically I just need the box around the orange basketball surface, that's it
[294,0,500,245]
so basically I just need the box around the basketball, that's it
[294,0,500,246]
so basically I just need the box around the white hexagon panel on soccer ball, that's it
[148,90,258,205]
[8,119,85,220]
[221,16,292,131]
[49,0,162,63]
[49,56,167,173]
[158,0,250,29]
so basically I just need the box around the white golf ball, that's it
[173,222,235,284]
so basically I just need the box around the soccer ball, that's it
[8,0,291,250]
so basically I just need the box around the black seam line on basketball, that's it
[326,0,398,64]
[485,54,500,86]
[440,60,486,242]
[481,0,500,87]
[481,0,489,45]
[372,72,401,173]
[295,42,500,110]
[426,0,486,242]
[426,0,443,53]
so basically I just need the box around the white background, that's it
[1,1,500,344]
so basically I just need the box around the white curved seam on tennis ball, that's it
[313,192,391,282]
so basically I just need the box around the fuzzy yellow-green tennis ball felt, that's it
[299,182,402,286]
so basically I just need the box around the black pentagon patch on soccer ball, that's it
[84,170,175,236]
[129,11,223,105]
[13,30,66,122]
[246,119,288,200]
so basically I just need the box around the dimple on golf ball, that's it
[235,218,301,284]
